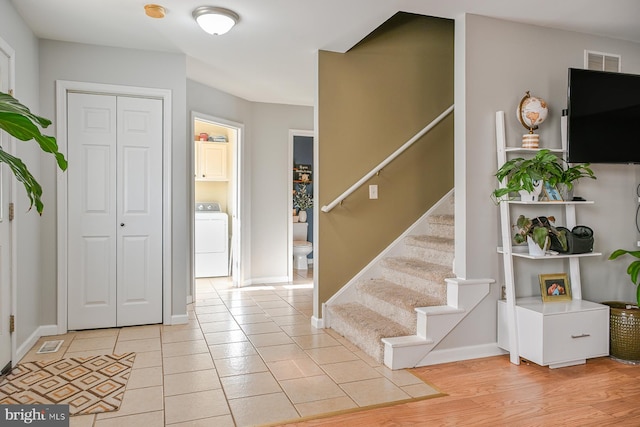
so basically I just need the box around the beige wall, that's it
[318,13,454,311]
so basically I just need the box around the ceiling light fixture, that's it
[192,6,239,35]
[144,4,166,19]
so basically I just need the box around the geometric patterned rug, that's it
[0,353,135,416]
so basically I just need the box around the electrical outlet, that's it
[369,185,378,199]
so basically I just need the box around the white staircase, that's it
[325,192,493,369]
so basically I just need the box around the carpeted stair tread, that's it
[382,256,453,282]
[329,302,411,362]
[422,213,455,239]
[355,279,446,330]
[357,279,445,309]
[427,214,454,225]
[405,235,454,252]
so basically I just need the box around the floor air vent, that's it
[36,340,64,354]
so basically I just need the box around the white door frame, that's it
[56,80,173,333]
[0,36,17,368]
[288,129,314,282]
[190,111,245,292]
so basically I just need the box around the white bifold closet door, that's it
[67,93,163,330]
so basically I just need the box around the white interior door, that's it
[0,42,13,370]
[67,93,162,330]
[116,96,162,326]
[68,93,117,330]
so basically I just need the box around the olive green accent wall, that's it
[318,13,454,313]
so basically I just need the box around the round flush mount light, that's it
[144,4,166,19]
[192,6,239,35]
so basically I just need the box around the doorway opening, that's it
[288,130,314,283]
[192,112,243,297]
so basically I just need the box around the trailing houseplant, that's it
[0,91,67,214]
[492,149,564,202]
[513,214,567,252]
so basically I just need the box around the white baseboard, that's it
[15,324,59,364]
[311,315,324,329]
[170,314,189,325]
[419,343,507,366]
[244,276,289,286]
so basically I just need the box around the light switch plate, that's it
[369,185,378,199]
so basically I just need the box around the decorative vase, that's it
[298,210,307,223]
[527,235,548,256]
[602,301,640,365]
[518,180,543,202]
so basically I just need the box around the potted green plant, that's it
[0,91,67,214]
[293,182,313,223]
[492,149,564,203]
[557,161,597,200]
[513,215,567,256]
[604,249,640,364]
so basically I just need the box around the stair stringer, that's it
[322,189,455,328]
[382,277,494,370]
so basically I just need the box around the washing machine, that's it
[195,202,229,277]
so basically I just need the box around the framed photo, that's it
[539,273,572,302]
[543,182,563,201]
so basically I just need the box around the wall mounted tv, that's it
[567,68,640,164]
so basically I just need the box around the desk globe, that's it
[517,91,548,148]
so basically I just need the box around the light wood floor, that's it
[277,355,640,426]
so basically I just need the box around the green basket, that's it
[603,302,640,364]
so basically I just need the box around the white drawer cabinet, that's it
[498,298,609,368]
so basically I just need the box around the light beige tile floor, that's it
[17,268,440,427]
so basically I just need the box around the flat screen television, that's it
[567,68,640,164]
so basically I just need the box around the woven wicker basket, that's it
[603,301,640,364]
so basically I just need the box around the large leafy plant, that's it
[0,91,67,214]
[492,149,564,202]
[608,249,640,307]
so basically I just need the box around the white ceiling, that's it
[11,0,640,106]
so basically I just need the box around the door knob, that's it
[120,223,125,227]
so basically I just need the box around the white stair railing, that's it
[321,104,454,213]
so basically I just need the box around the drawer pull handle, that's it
[571,334,591,339]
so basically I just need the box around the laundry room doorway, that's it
[192,112,244,294]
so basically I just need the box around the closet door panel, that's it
[67,93,117,330]
[116,96,163,326]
